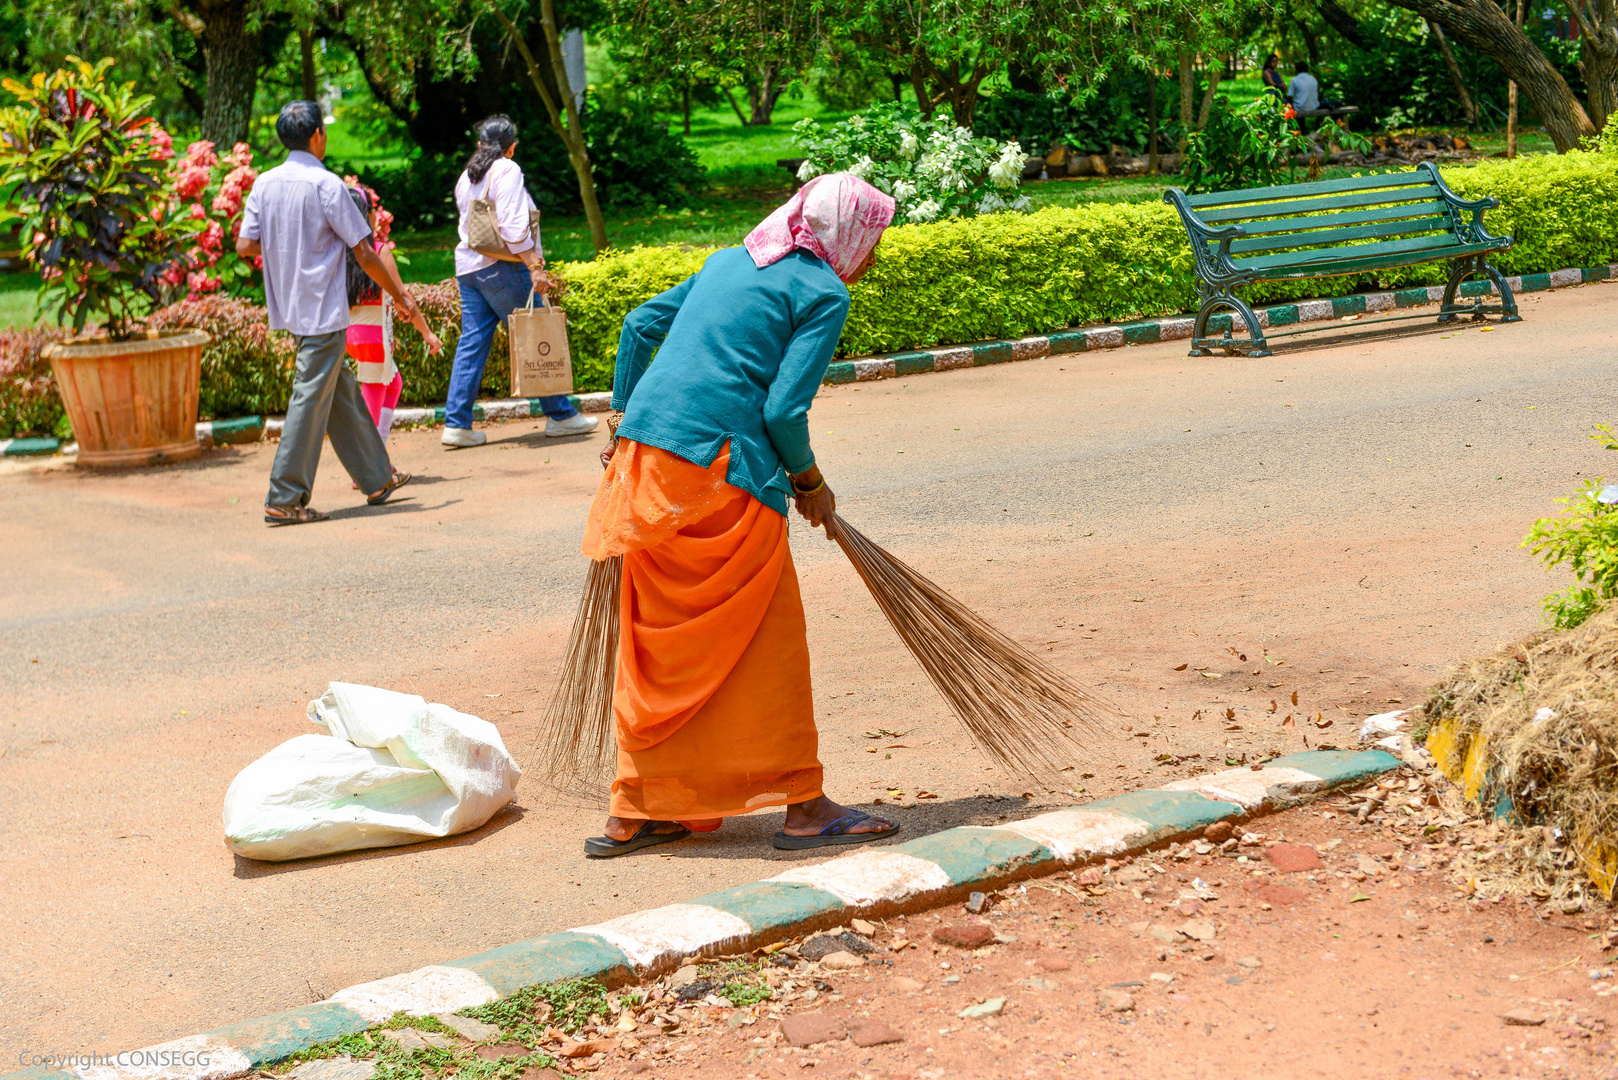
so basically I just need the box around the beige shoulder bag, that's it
[466,170,541,261]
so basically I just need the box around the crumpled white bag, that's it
[223,682,522,861]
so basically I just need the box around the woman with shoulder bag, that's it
[442,115,599,448]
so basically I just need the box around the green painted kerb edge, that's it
[689,881,845,934]
[209,1003,373,1066]
[1086,790,1240,836]
[898,828,1053,884]
[447,931,632,997]
[1270,749,1401,786]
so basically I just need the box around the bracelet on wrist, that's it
[792,477,826,497]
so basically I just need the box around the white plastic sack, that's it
[223,682,522,861]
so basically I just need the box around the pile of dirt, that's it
[1417,604,1618,904]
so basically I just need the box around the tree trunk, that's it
[908,59,934,119]
[1292,14,1322,67]
[1197,60,1224,131]
[191,0,260,147]
[495,6,609,253]
[682,82,692,135]
[1428,21,1476,125]
[1178,50,1194,152]
[1570,0,1618,132]
[1385,0,1595,150]
[1314,0,1368,47]
[1508,0,1524,156]
[746,63,783,125]
[299,28,318,102]
[888,71,906,103]
[1147,74,1159,174]
[721,84,750,126]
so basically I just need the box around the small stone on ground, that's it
[849,1019,905,1047]
[781,1012,846,1047]
[1502,1009,1547,1026]
[1098,989,1136,1012]
[933,922,995,948]
[1267,843,1324,872]
[958,997,1007,1019]
[433,1014,500,1042]
[288,1059,375,1080]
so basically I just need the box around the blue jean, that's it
[446,260,576,429]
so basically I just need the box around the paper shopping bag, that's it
[508,291,574,397]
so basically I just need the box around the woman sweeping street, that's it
[581,173,898,858]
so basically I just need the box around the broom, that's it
[533,505,1105,792]
[823,513,1105,777]
[530,554,622,798]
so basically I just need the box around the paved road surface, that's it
[1,283,1612,1050]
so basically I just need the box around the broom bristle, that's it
[531,554,621,796]
[828,513,1109,778]
[531,512,1110,796]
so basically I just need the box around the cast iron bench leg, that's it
[1191,280,1270,358]
[1482,256,1523,323]
[1440,255,1521,324]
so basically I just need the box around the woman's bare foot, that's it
[603,816,688,841]
[782,795,894,837]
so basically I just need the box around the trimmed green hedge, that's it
[3,150,1615,436]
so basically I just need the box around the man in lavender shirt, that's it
[237,101,419,525]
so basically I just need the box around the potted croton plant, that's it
[0,57,209,466]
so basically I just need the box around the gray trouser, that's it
[266,329,392,509]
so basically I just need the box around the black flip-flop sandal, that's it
[264,505,329,526]
[366,471,412,506]
[773,809,900,850]
[584,820,691,859]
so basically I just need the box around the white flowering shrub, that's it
[792,103,1029,223]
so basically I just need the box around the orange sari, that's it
[582,439,823,820]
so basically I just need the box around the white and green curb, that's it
[16,262,1605,459]
[0,436,61,457]
[822,262,1618,385]
[259,393,615,440]
[4,747,1398,1080]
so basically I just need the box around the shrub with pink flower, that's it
[162,135,259,298]
[342,175,395,247]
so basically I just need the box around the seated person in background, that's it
[1261,54,1287,100]
[1289,61,1321,129]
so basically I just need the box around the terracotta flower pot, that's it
[44,329,210,467]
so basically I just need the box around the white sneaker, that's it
[441,426,487,448]
[545,413,600,437]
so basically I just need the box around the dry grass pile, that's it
[1419,603,1618,902]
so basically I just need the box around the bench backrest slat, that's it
[1184,169,1435,208]
[1230,199,1451,238]
[1195,183,1445,224]
[1237,231,1466,272]
[1222,215,1452,256]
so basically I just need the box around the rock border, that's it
[5,748,1398,1080]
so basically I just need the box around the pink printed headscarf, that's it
[743,173,896,282]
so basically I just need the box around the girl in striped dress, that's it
[345,185,442,446]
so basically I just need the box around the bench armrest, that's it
[1419,160,1498,212]
[1164,187,1246,276]
[1416,162,1510,248]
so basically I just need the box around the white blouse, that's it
[453,156,540,277]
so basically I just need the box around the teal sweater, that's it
[611,247,851,516]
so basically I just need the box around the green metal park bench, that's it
[1164,161,1519,357]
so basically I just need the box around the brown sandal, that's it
[264,505,329,526]
[366,471,412,506]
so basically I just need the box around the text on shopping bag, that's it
[509,293,574,397]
